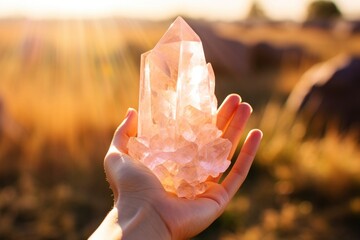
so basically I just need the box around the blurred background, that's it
[0,0,359,239]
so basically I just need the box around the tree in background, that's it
[246,0,267,21]
[306,0,342,21]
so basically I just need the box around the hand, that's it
[90,94,262,240]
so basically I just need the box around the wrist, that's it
[90,200,172,240]
[89,208,122,240]
[115,198,172,240]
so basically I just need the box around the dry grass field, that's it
[0,17,359,239]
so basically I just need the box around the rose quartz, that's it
[127,17,231,199]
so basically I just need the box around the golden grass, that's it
[0,18,359,239]
[0,19,155,167]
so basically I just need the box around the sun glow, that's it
[0,0,117,18]
[0,0,359,20]
[0,0,180,19]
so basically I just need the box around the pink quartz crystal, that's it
[127,17,232,199]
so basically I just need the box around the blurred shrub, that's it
[306,0,342,21]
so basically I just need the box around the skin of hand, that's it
[90,94,263,240]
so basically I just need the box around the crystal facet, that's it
[127,17,232,199]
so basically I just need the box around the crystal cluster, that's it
[127,17,231,199]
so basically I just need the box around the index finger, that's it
[216,94,241,132]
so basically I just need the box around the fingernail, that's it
[125,108,132,118]
[242,102,253,113]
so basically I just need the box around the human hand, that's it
[90,94,262,240]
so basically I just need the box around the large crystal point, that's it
[127,17,232,199]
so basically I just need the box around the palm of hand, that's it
[105,94,262,239]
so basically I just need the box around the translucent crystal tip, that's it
[156,16,201,46]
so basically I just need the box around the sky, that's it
[0,0,359,21]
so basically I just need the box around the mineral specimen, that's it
[127,17,232,199]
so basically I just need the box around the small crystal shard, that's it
[127,17,232,199]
